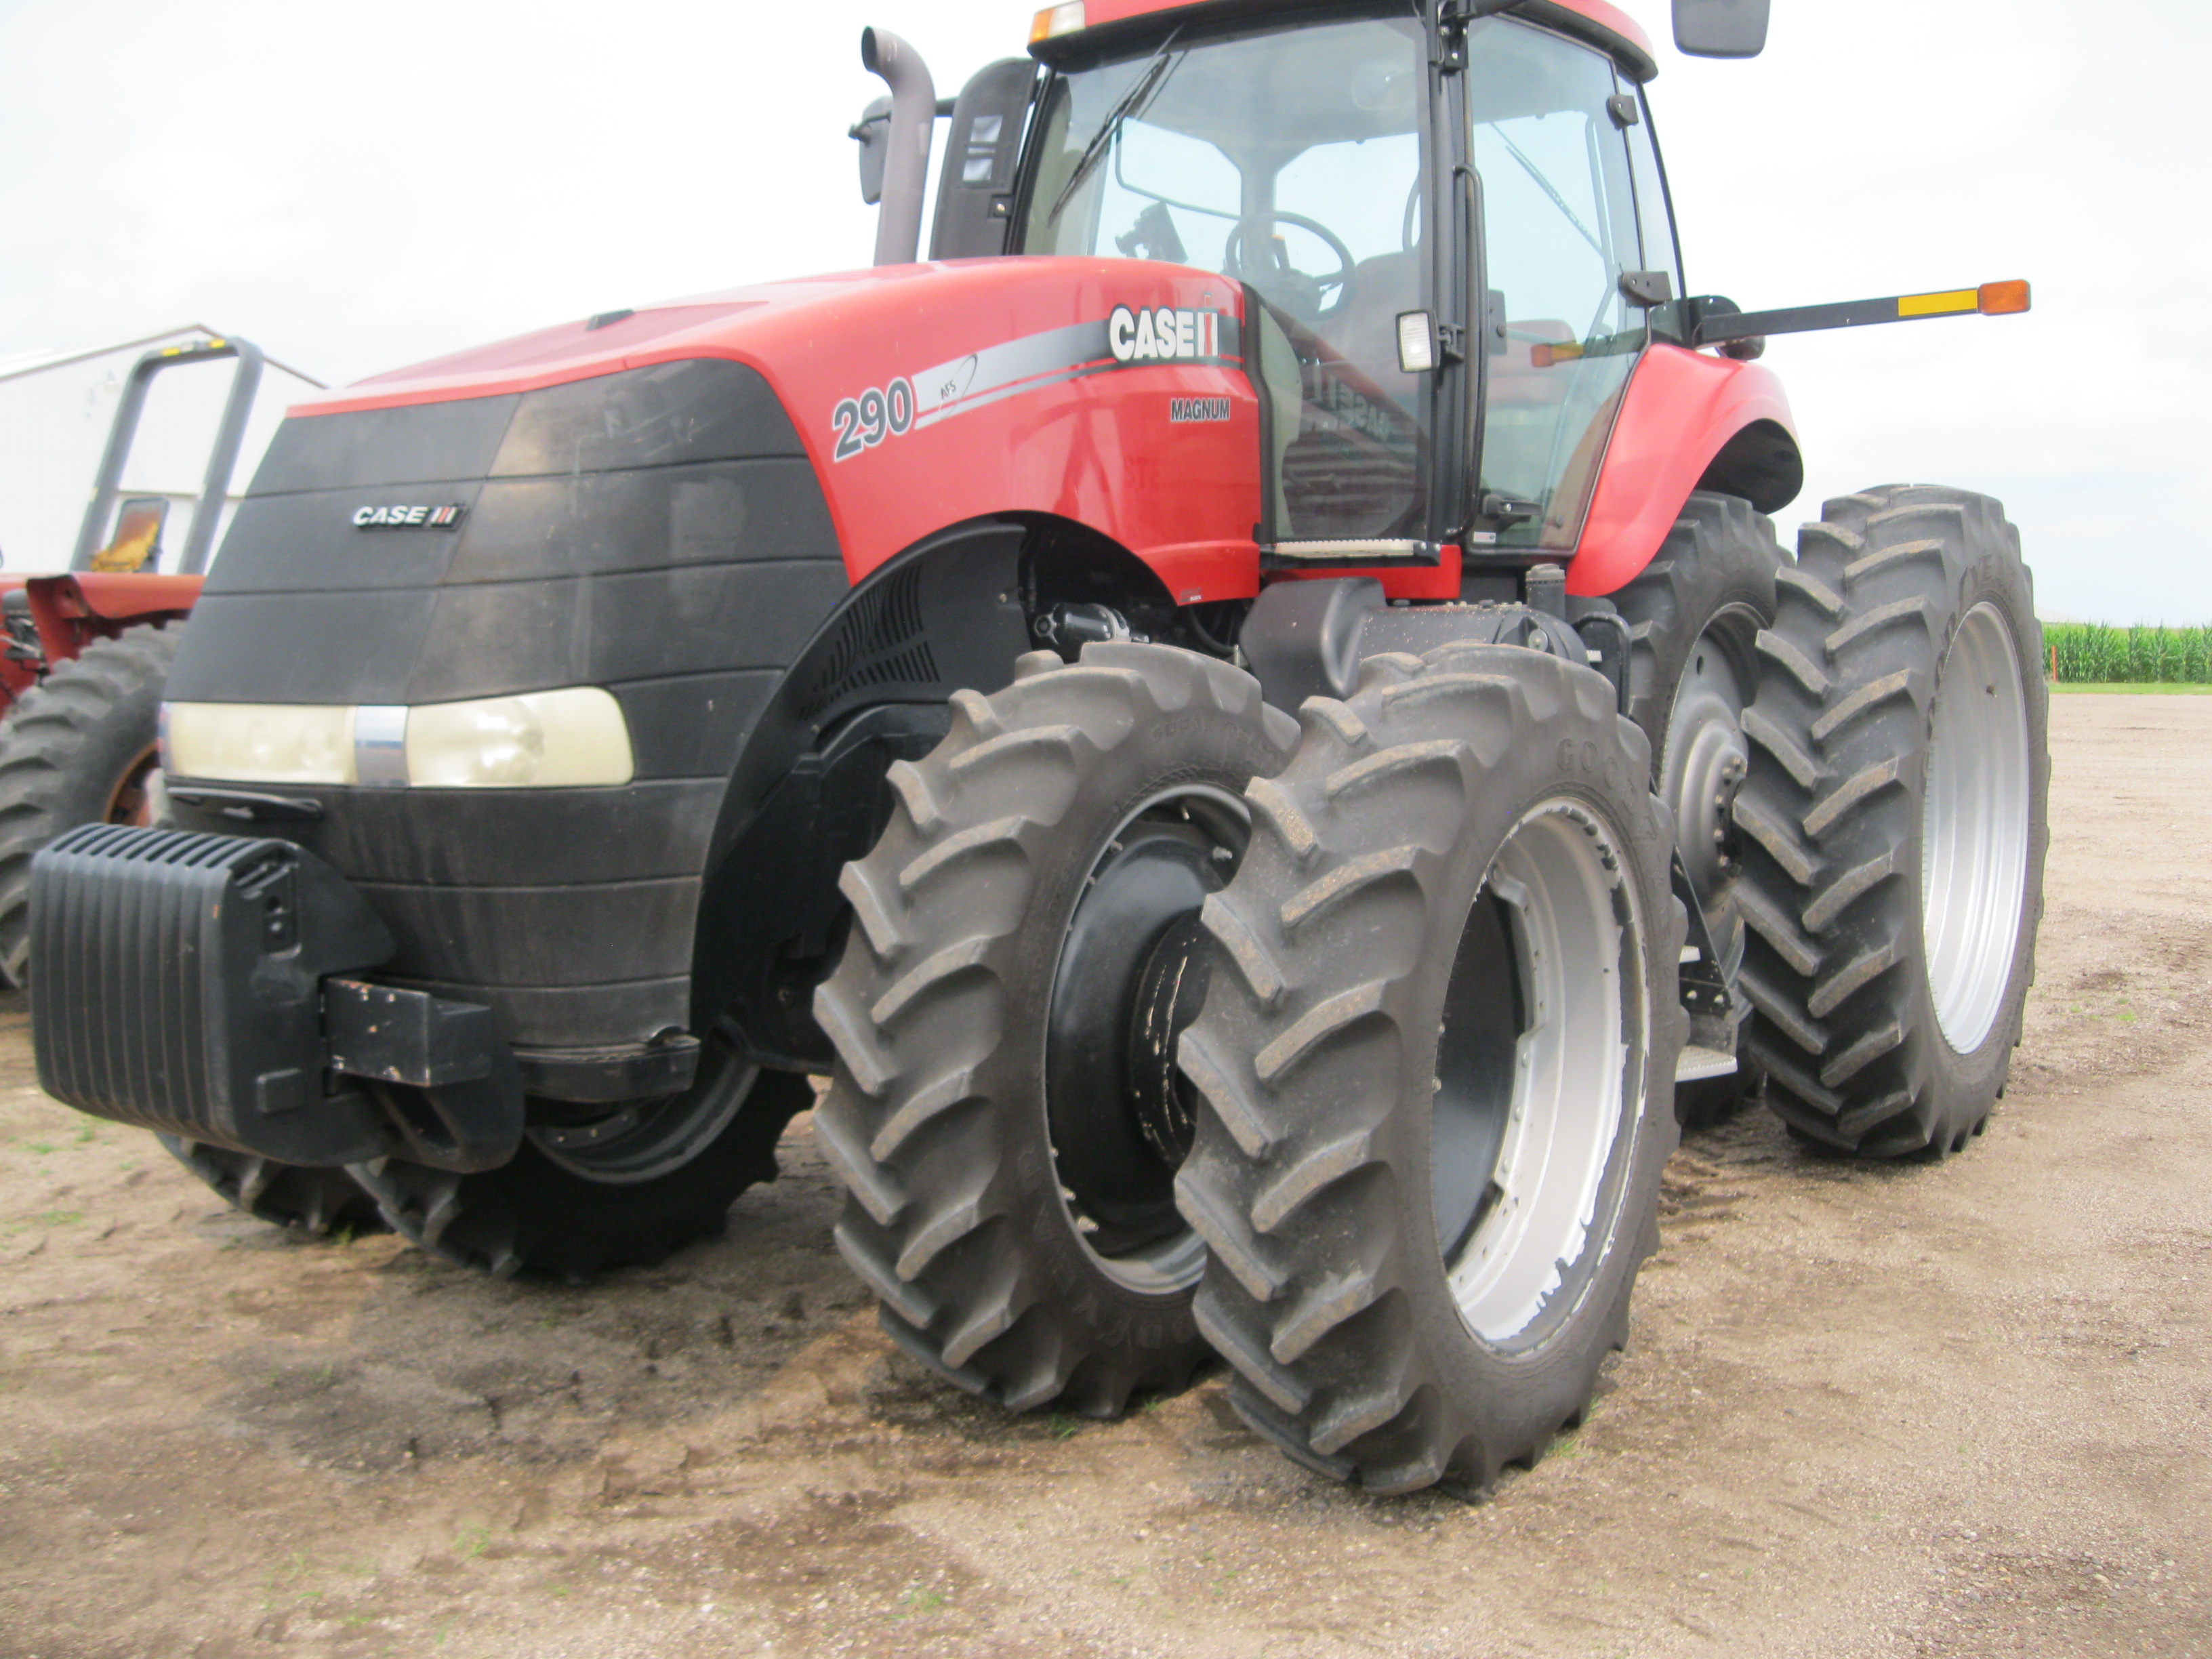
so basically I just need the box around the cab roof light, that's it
[1031,1,1085,43]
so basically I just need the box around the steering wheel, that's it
[1222,211,1357,325]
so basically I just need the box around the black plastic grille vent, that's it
[796,561,937,720]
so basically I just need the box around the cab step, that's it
[1676,1044,1738,1083]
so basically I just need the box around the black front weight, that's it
[30,825,520,1170]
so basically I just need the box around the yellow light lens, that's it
[405,687,633,789]
[1896,287,1978,319]
[1031,1,1084,43]
[163,703,356,785]
[1978,279,2031,315]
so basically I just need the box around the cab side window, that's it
[1467,20,1644,550]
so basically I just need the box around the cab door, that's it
[1462,16,1666,556]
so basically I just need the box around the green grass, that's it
[2051,681,2212,695]
[2045,623,2212,684]
[892,1587,948,1620]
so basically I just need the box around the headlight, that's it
[163,703,357,785]
[161,688,634,790]
[406,689,632,788]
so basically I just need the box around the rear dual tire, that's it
[1173,644,1684,1493]
[1609,492,1785,1118]
[1732,486,2047,1155]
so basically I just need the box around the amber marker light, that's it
[1031,1,1085,42]
[1978,279,2032,314]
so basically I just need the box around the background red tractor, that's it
[0,336,272,985]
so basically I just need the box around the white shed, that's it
[0,325,324,576]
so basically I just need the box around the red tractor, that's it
[0,337,268,985]
[28,0,2045,1494]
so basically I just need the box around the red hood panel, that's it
[297,260,1271,605]
[299,274,892,415]
[337,304,764,398]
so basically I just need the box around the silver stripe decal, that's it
[906,314,1244,434]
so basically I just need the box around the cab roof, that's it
[1032,0,1659,82]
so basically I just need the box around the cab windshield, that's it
[1023,14,1434,544]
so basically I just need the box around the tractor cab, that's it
[872,0,1758,575]
[1018,3,1670,562]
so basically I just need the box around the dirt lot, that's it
[2,692,2207,1659]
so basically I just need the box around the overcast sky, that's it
[3,0,2203,621]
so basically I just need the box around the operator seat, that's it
[1326,250,1423,411]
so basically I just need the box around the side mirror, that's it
[1673,0,1769,58]
[851,94,893,207]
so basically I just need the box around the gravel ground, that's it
[1,691,2207,1659]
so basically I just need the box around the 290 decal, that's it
[830,377,916,462]
[827,305,1244,461]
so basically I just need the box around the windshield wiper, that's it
[1046,32,1185,227]
[1483,122,1608,265]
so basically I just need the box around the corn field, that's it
[2045,623,2212,684]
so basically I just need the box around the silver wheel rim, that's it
[1922,602,2030,1054]
[1435,801,1648,1343]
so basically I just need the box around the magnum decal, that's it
[828,307,1242,460]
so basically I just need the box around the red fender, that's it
[1565,344,1796,597]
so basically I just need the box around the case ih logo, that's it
[352,504,465,529]
[1109,305,1226,363]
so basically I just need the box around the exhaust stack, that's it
[861,28,937,266]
